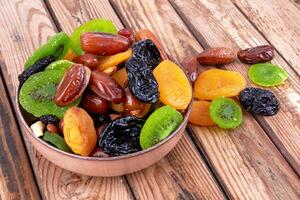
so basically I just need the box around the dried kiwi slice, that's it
[210,97,243,129]
[45,60,73,72]
[19,70,80,118]
[140,105,183,149]
[43,131,72,153]
[25,32,71,69]
[248,63,288,87]
[70,19,117,55]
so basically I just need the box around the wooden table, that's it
[0,0,299,199]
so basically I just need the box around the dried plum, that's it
[239,87,280,116]
[125,57,159,103]
[40,114,60,126]
[99,116,145,156]
[18,56,55,86]
[132,39,161,67]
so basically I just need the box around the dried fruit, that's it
[43,131,72,152]
[123,83,146,115]
[40,114,60,126]
[102,66,118,75]
[89,71,124,104]
[132,39,161,67]
[99,116,145,155]
[210,97,243,129]
[181,55,200,83]
[125,57,159,103]
[82,92,110,114]
[45,60,73,72]
[73,54,100,70]
[197,47,235,65]
[98,49,132,71]
[153,60,192,109]
[30,121,45,137]
[238,45,274,64]
[189,101,215,126]
[118,28,134,42]
[54,64,91,106]
[110,102,124,112]
[63,48,77,61]
[140,105,183,149]
[194,69,246,100]
[248,63,288,87]
[81,32,130,56]
[239,88,280,116]
[46,124,59,133]
[63,107,97,156]
[112,67,127,87]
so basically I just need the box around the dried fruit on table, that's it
[81,32,131,56]
[40,114,60,126]
[70,19,117,55]
[194,69,246,100]
[99,116,145,155]
[82,91,110,114]
[45,60,73,72]
[238,45,274,64]
[123,83,147,116]
[98,49,132,71]
[248,63,288,87]
[189,101,215,126]
[210,97,243,129]
[197,47,235,65]
[140,105,183,149]
[118,28,134,43]
[54,64,91,106]
[125,57,159,103]
[73,54,100,70]
[153,60,192,110]
[112,67,127,87]
[63,107,97,156]
[43,131,72,153]
[239,87,280,116]
[181,55,200,83]
[89,71,124,104]
[132,39,161,67]
[135,29,168,60]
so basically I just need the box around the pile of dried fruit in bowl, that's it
[18,18,288,157]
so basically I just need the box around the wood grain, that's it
[0,0,133,199]
[46,0,226,199]
[111,0,300,199]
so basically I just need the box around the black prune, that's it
[125,57,159,103]
[239,87,280,116]
[132,39,161,67]
[99,116,145,156]
[40,114,60,126]
[18,55,55,86]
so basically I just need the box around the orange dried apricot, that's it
[153,60,192,110]
[63,107,97,156]
[112,67,127,87]
[63,48,77,60]
[194,69,246,100]
[189,101,215,126]
[98,49,132,71]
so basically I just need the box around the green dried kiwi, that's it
[19,70,80,119]
[140,105,183,149]
[70,19,117,55]
[25,32,71,69]
[210,97,243,129]
[45,60,73,72]
[43,131,72,153]
[248,63,288,87]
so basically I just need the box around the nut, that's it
[197,47,235,65]
[238,45,274,64]
[30,121,45,137]
[54,64,91,106]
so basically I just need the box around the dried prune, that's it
[40,114,60,126]
[239,87,280,116]
[99,116,144,155]
[132,39,161,67]
[125,57,159,103]
[18,56,55,86]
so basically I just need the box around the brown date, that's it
[81,32,131,56]
[181,55,200,83]
[89,71,124,104]
[238,45,274,64]
[123,83,145,114]
[82,91,110,114]
[197,47,235,65]
[73,54,100,70]
[118,28,134,43]
[54,64,91,106]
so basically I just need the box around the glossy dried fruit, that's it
[125,57,159,103]
[239,88,279,116]
[238,45,274,64]
[81,32,130,56]
[54,64,91,106]
[73,54,100,70]
[123,83,145,115]
[197,47,235,65]
[99,116,144,156]
[181,55,200,83]
[98,49,132,71]
[102,66,118,75]
[43,131,72,153]
[110,102,124,113]
[63,48,77,61]
[40,114,60,126]
[194,69,246,100]
[82,92,110,114]
[112,68,128,87]
[63,107,97,156]
[153,60,192,110]
[248,63,288,87]
[132,39,161,67]
[46,124,59,134]
[89,71,124,103]
[118,28,134,42]
[189,101,215,126]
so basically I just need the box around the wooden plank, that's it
[46,0,226,199]
[110,0,300,199]
[231,0,300,75]
[0,0,133,199]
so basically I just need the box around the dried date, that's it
[238,45,274,64]
[197,47,235,65]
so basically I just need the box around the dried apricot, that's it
[63,107,97,156]
[189,101,215,126]
[63,48,77,61]
[153,60,192,110]
[194,69,246,100]
[112,67,127,87]
[98,49,132,71]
